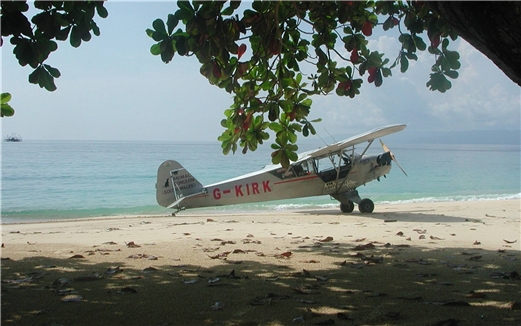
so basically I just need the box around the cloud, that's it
[422,39,520,131]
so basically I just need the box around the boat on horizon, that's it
[4,134,22,142]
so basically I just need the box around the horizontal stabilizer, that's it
[167,196,185,209]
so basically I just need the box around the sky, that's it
[2,1,520,144]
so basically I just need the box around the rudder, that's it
[156,160,204,208]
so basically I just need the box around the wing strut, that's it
[353,139,374,165]
[334,147,351,192]
[333,139,374,193]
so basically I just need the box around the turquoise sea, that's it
[2,139,520,223]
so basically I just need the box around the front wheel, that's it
[340,201,354,213]
[358,199,374,213]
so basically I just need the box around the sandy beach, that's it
[1,200,520,326]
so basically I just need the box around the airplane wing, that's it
[297,124,406,161]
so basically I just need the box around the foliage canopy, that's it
[1,1,107,91]
[2,1,462,167]
[146,1,460,166]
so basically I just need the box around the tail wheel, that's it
[358,199,374,213]
[340,201,354,213]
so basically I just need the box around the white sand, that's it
[1,200,520,326]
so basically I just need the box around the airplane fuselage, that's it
[156,153,392,209]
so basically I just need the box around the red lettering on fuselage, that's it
[263,181,271,192]
[252,182,259,194]
[212,181,272,201]
[213,188,221,200]
[235,185,243,197]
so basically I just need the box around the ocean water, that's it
[1,140,520,223]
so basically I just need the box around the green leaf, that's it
[442,38,450,50]
[444,50,461,69]
[160,39,175,63]
[303,125,309,137]
[28,67,42,84]
[271,149,283,165]
[381,67,392,77]
[400,53,409,73]
[96,4,109,18]
[414,36,427,51]
[56,26,72,41]
[176,36,187,55]
[176,1,195,20]
[1,93,12,104]
[300,99,312,108]
[405,52,418,60]
[315,47,328,66]
[375,69,383,87]
[288,130,297,143]
[81,29,92,42]
[221,6,234,16]
[147,27,166,42]
[383,16,393,31]
[269,122,283,132]
[39,69,57,91]
[167,14,179,34]
[444,70,459,79]
[70,26,81,48]
[287,149,298,162]
[152,19,167,35]
[44,64,61,78]
[1,103,15,117]
[450,60,461,70]
[91,22,100,37]
[426,72,451,93]
[281,78,295,88]
[177,1,194,12]
[280,152,291,167]
[150,43,161,55]
[279,100,292,112]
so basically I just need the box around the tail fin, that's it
[156,160,204,208]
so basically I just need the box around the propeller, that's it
[379,139,408,176]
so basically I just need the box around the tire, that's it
[358,199,374,213]
[340,201,354,213]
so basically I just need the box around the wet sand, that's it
[1,200,520,326]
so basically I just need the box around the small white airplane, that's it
[156,124,407,215]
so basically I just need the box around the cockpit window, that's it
[315,154,352,182]
[292,160,312,176]
[342,154,351,166]
[269,159,314,179]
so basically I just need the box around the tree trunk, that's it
[427,1,521,87]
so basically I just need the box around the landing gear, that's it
[333,190,375,214]
[340,201,354,213]
[358,198,374,214]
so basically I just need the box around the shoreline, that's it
[2,199,520,325]
[2,197,520,226]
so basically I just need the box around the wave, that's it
[1,205,166,224]
[377,193,521,205]
[2,193,519,223]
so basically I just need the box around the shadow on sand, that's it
[2,210,520,326]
